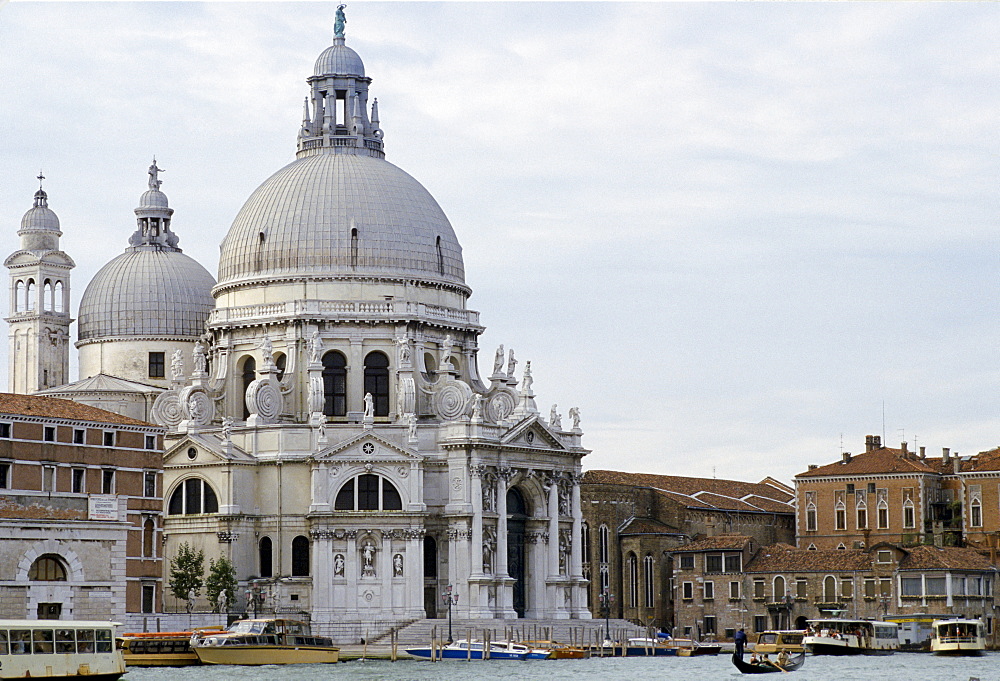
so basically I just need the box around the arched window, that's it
[774,575,786,602]
[806,501,817,532]
[291,535,309,577]
[167,478,219,515]
[43,281,52,311]
[259,537,273,578]
[241,356,256,419]
[334,473,403,511]
[274,353,286,381]
[142,518,155,558]
[877,499,889,529]
[627,553,638,608]
[54,281,64,313]
[599,524,609,564]
[835,499,846,531]
[351,227,358,268]
[322,351,347,416]
[581,522,591,565]
[903,499,915,529]
[26,279,36,311]
[423,352,437,381]
[29,554,67,581]
[436,235,445,275]
[856,494,868,529]
[15,280,25,312]
[643,554,655,608]
[971,499,983,527]
[823,575,837,602]
[364,352,390,416]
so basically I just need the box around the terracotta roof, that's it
[583,470,794,514]
[746,544,872,572]
[0,392,154,427]
[619,517,682,536]
[897,545,996,572]
[673,535,752,552]
[796,448,935,478]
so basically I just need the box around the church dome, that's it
[20,189,60,234]
[77,167,216,342]
[215,152,466,290]
[314,41,365,77]
[78,250,216,341]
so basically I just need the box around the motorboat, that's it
[930,619,985,656]
[804,618,898,655]
[0,619,125,679]
[672,638,722,656]
[753,630,806,655]
[119,626,224,666]
[190,618,339,665]
[406,639,552,660]
[522,640,589,659]
[624,637,678,656]
[732,650,805,674]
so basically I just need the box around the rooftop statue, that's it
[148,159,164,191]
[334,4,347,38]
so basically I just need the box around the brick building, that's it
[796,435,1000,550]
[672,537,998,644]
[0,393,163,620]
[580,470,795,629]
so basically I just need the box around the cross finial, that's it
[37,170,45,189]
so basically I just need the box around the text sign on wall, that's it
[89,495,118,520]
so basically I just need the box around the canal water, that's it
[129,654,997,681]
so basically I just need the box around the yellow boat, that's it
[522,640,590,659]
[191,618,339,665]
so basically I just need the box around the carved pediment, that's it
[500,415,566,450]
[316,431,421,463]
[163,432,251,465]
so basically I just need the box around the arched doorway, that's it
[507,488,528,618]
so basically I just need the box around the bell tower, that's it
[4,174,75,393]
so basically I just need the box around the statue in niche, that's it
[170,349,184,381]
[550,405,562,430]
[148,159,164,190]
[393,553,403,577]
[506,349,517,377]
[361,540,376,577]
[559,485,571,517]
[334,554,345,577]
[192,340,207,374]
[221,417,233,443]
[407,413,417,441]
[334,4,346,38]
[363,392,374,418]
[309,330,323,364]
[521,361,533,391]
[493,344,505,374]
[569,406,581,430]
[559,533,569,574]
[482,540,494,574]
[482,476,496,512]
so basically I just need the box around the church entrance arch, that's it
[507,487,529,618]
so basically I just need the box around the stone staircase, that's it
[375,617,645,646]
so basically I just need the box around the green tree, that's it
[168,542,204,613]
[206,555,238,613]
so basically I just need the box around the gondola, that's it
[731,651,805,674]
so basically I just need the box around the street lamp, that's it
[599,587,615,645]
[442,585,459,644]
[245,583,266,618]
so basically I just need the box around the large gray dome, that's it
[216,153,466,290]
[314,41,365,77]
[78,249,216,341]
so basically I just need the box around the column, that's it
[496,475,509,578]
[381,532,393,615]
[470,466,484,575]
[311,533,333,618]
[345,532,359,617]
[570,475,590,618]
[405,531,425,618]
[548,479,560,578]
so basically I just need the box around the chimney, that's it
[953,454,961,475]
[865,435,876,452]
[873,435,881,449]
[942,447,951,464]
[900,442,908,458]
[808,464,818,470]
[842,452,852,464]
[919,446,926,459]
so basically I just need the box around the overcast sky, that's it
[1,2,997,485]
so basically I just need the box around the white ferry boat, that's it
[190,618,339,665]
[930,619,985,656]
[804,618,898,655]
[0,619,125,680]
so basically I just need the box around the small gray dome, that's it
[216,153,465,290]
[20,189,60,234]
[139,189,169,208]
[78,249,216,341]
[314,39,365,77]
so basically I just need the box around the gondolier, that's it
[734,628,748,658]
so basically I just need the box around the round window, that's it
[362,442,375,455]
[526,432,534,444]
[187,447,197,460]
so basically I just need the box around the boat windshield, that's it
[228,621,267,635]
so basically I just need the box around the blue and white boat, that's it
[407,639,552,660]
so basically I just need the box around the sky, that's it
[0,2,997,485]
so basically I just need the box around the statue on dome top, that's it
[148,159,164,191]
[334,4,347,39]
